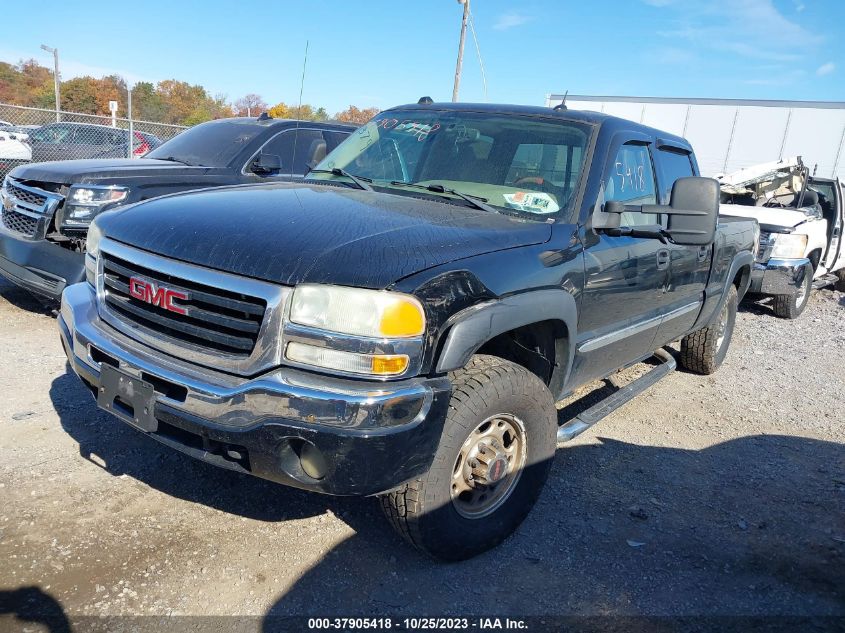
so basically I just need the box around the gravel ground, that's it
[0,279,843,626]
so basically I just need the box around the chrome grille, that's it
[101,251,267,357]
[7,182,48,208]
[1,207,38,236]
[757,231,774,263]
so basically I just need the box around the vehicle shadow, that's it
[738,296,775,317]
[47,366,845,619]
[0,278,56,316]
[0,586,71,633]
[49,366,353,524]
[261,434,845,619]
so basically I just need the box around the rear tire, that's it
[679,285,737,375]
[772,265,812,319]
[380,355,556,561]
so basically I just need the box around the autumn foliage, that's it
[0,58,380,126]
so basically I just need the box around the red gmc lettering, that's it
[128,277,188,315]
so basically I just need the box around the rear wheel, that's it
[679,285,737,375]
[380,355,556,561]
[772,265,812,319]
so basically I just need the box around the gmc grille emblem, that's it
[128,276,189,315]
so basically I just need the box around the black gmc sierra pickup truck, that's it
[0,116,354,300]
[58,102,757,560]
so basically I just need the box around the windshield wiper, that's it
[152,156,196,166]
[308,168,373,191]
[389,181,498,214]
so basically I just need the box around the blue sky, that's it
[2,0,842,114]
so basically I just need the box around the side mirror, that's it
[600,177,719,246]
[661,177,719,246]
[251,152,282,174]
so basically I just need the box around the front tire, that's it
[380,355,556,561]
[834,269,845,293]
[772,265,812,319]
[679,285,738,375]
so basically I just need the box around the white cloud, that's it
[0,47,147,85]
[743,69,806,86]
[493,12,532,31]
[793,0,806,11]
[816,61,835,76]
[651,0,822,79]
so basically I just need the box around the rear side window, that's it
[605,143,657,226]
[657,149,695,203]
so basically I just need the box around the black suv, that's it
[0,116,356,299]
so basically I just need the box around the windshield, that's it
[147,119,266,167]
[310,109,592,218]
[30,124,74,144]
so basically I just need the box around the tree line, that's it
[0,59,379,125]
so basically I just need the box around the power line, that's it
[467,7,488,101]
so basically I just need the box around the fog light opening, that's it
[280,438,328,481]
[297,442,328,480]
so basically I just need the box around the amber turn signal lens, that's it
[379,299,425,337]
[371,355,410,375]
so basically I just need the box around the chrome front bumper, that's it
[58,282,451,495]
[749,257,812,296]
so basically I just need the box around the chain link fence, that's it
[0,103,187,179]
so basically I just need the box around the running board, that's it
[557,348,676,445]
[812,273,837,290]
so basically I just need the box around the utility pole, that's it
[40,44,60,121]
[452,0,470,102]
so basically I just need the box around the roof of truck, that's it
[384,101,693,150]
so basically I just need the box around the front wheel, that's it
[834,269,845,293]
[380,355,557,561]
[679,285,738,375]
[772,265,813,319]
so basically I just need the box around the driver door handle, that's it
[656,248,670,271]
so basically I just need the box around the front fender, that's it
[435,289,578,384]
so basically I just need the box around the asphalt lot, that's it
[0,278,843,627]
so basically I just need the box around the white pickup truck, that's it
[719,157,844,318]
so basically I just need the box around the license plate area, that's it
[97,364,158,432]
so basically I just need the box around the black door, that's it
[576,141,667,383]
[652,146,711,344]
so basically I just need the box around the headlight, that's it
[286,285,426,377]
[770,233,808,259]
[60,185,128,229]
[84,220,104,286]
[290,284,425,338]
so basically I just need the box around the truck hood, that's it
[98,183,552,289]
[10,158,221,185]
[719,204,811,229]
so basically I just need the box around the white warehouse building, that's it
[544,94,845,181]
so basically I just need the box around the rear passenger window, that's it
[657,149,695,204]
[605,143,657,226]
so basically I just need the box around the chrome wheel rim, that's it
[795,276,810,308]
[451,413,527,519]
[715,301,729,350]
